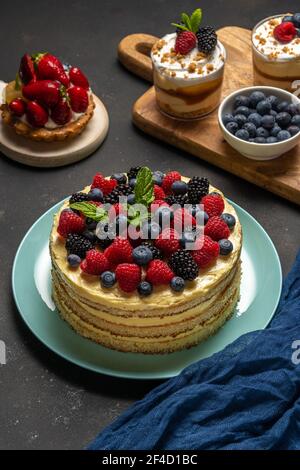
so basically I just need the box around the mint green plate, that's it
[12,199,282,379]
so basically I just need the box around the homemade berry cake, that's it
[49,167,242,354]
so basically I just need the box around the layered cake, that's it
[252,13,300,91]
[1,53,94,141]
[151,8,226,119]
[50,167,242,354]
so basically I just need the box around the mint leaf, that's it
[171,22,189,32]
[181,12,192,31]
[190,8,202,33]
[134,167,154,207]
[69,202,108,222]
[15,73,22,90]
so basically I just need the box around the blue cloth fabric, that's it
[88,250,300,450]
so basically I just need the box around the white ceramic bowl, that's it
[218,86,300,160]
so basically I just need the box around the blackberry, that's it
[69,192,90,204]
[96,222,115,249]
[117,184,133,196]
[165,193,188,207]
[65,233,93,259]
[127,166,141,181]
[187,176,209,204]
[104,188,122,204]
[141,242,163,260]
[196,27,217,54]
[168,250,199,281]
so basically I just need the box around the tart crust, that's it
[1,94,95,142]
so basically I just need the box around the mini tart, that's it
[1,93,95,142]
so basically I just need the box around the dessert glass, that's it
[151,34,226,120]
[252,14,300,91]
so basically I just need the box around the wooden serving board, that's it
[118,27,300,205]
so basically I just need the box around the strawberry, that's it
[146,260,174,285]
[104,236,133,265]
[274,22,297,43]
[191,235,220,268]
[57,209,85,237]
[154,184,166,200]
[116,263,141,293]
[51,98,72,125]
[9,98,26,117]
[68,86,89,113]
[69,67,89,90]
[19,54,36,85]
[26,101,48,128]
[22,80,61,108]
[91,173,117,196]
[155,228,180,255]
[80,249,110,275]
[162,171,181,194]
[202,194,225,217]
[175,31,197,55]
[204,216,230,241]
[35,53,70,87]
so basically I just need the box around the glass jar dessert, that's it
[151,8,226,120]
[252,13,300,92]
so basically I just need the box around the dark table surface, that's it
[1,0,299,450]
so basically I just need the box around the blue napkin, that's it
[88,250,300,450]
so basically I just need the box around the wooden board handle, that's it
[118,34,158,83]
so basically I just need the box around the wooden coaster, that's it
[0,81,109,168]
[118,27,300,206]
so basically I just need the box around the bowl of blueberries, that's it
[218,86,300,160]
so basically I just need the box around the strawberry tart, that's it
[49,167,242,354]
[1,53,95,141]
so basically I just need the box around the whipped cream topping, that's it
[252,14,300,60]
[151,33,226,81]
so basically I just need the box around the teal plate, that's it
[12,199,282,379]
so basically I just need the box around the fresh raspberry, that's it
[104,236,133,265]
[146,260,174,285]
[80,249,110,275]
[191,235,220,268]
[204,216,230,241]
[154,184,166,200]
[274,22,296,43]
[115,263,141,293]
[155,228,180,255]
[108,203,125,220]
[57,209,85,238]
[202,194,225,217]
[91,173,117,196]
[175,31,197,55]
[162,171,181,195]
[150,200,169,213]
[173,208,196,229]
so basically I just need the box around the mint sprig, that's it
[172,8,202,34]
[69,202,108,222]
[134,167,154,207]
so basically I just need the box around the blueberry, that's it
[234,95,250,109]
[256,99,272,115]
[254,137,266,143]
[223,113,236,125]
[226,121,239,134]
[171,180,188,195]
[153,174,163,186]
[82,230,97,243]
[100,271,116,288]
[286,104,299,116]
[249,91,266,108]
[111,173,127,184]
[276,112,292,127]
[138,281,153,296]
[219,239,233,255]
[234,114,247,127]
[282,14,294,23]
[248,112,262,127]
[269,109,278,118]
[291,114,300,126]
[170,276,185,292]
[277,130,292,141]
[88,188,103,202]
[129,178,137,188]
[234,106,251,117]
[220,213,236,229]
[67,254,81,267]
[127,194,135,205]
[180,231,196,249]
[86,218,97,231]
[292,13,300,28]
[266,95,279,110]
[256,127,269,138]
[287,125,300,136]
[266,136,278,143]
[277,101,289,113]
[155,206,174,225]
[249,138,255,142]
[141,221,161,239]
[270,125,281,137]
[261,114,275,129]
[189,206,209,224]
[152,170,165,180]
[133,246,153,266]
[235,129,249,140]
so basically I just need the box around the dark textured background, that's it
[0,0,299,450]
